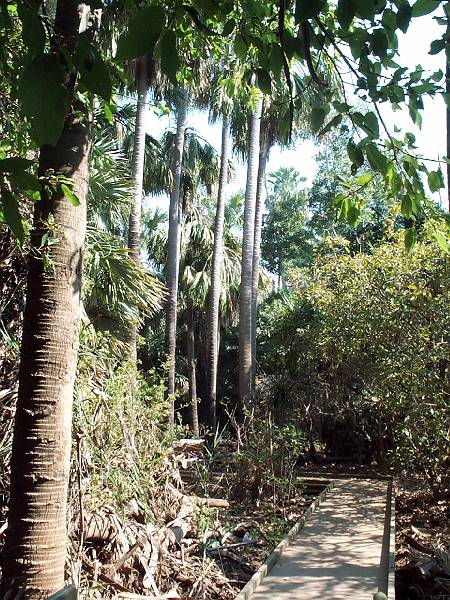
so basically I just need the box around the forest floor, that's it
[1,440,449,599]
[395,477,449,600]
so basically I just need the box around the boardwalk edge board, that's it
[234,480,334,600]
[388,480,396,599]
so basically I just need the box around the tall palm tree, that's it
[250,128,271,388]
[164,89,189,425]
[1,2,92,596]
[238,95,263,414]
[205,117,231,429]
[127,56,156,357]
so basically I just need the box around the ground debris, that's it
[395,478,450,600]
[66,444,311,600]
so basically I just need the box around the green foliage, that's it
[258,239,449,491]
[261,167,311,277]
[74,37,112,102]
[18,54,67,147]
[116,6,165,61]
[74,328,172,518]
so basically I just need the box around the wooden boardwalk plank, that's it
[249,479,392,600]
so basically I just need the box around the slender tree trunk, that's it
[250,141,269,393]
[186,298,199,436]
[165,88,188,425]
[127,58,149,357]
[238,97,263,415]
[206,118,230,430]
[0,5,91,597]
[446,6,450,211]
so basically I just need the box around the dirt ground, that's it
[395,477,449,600]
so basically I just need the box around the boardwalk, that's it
[246,478,394,600]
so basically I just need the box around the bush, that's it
[258,239,449,492]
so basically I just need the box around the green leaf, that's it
[269,44,284,81]
[363,111,380,138]
[1,189,25,244]
[75,38,112,101]
[310,107,327,133]
[432,230,449,253]
[371,29,388,57]
[411,0,439,17]
[0,157,33,173]
[116,6,165,61]
[427,169,444,192]
[318,114,342,136]
[18,4,45,57]
[160,31,179,85]
[61,183,80,206]
[333,101,350,113]
[347,140,364,168]
[352,0,378,19]
[355,171,373,185]
[336,0,354,29]
[18,54,68,147]
[222,18,235,36]
[396,1,412,33]
[401,194,413,216]
[365,142,388,173]
[233,34,247,60]
[295,0,327,23]
[347,202,361,227]
[10,171,41,192]
[404,227,417,250]
[349,29,369,60]
[256,68,272,95]
[104,103,114,124]
[429,38,445,55]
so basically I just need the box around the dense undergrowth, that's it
[1,206,448,599]
[257,236,449,496]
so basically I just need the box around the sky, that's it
[143,13,447,211]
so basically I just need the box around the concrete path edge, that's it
[234,481,334,600]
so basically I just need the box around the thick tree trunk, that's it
[1,6,91,597]
[250,141,269,393]
[165,89,188,425]
[206,118,230,430]
[238,97,263,415]
[186,298,199,436]
[127,58,149,357]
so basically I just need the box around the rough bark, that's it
[165,89,188,425]
[127,58,149,357]
[238,97,263,415]
[186,298,199,436]
[0,5,91,597]
[250,141,269,393]
[205,118,230,430]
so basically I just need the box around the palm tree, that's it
[165,88,188,426]
[127,56,157,357]
[250,132,270,389]
[1,2,92,596]
[205,117,231,429]
[238,95,263,414]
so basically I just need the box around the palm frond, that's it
[83,228,167,336]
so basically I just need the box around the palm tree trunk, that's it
[238,97,263,415]
[446,7,450,212]
[206,118,230,430]
[165,88,188,425]
[127,58,149,358]
[186,298,199,436]
[1,5,91,597]
[251,140,270,393]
